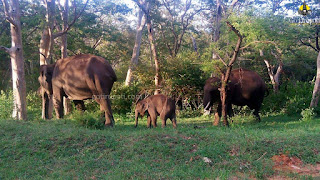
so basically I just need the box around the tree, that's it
[134,0,161,94]
[302,25,320,108]
[1,0,27,120]
[159,0,205,57]
[214,21,242,126]
[125,9,146,86]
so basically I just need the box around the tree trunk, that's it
[125,9,146,86]
[310,51,320,108]
[218,22,242,126]
[213,0,222,42]
[1,0,27,120]
[261,49,283,93]
[39,0,55,65]
[147,20,161,94]
[59,0,71,115]
[39,28,52,65]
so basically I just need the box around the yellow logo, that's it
[298,1,312,16]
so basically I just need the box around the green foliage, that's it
[0,90,13,119]
[26,91,42,120]
[111,83,140,114]
[163,51,206,97]
[300,108,316,121]
[262,82,313,116]
[178,108,203,118]
[71,111,105,129]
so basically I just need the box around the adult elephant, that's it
[203,68,267,125]
[38,54,117,126]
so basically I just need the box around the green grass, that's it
[0,114,320,179]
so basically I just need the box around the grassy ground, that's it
[0,114,319,179]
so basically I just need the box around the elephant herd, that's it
[39,54,268,128]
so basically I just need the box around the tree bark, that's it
[147,20,161,94]
[260,49,283,93]
[1,0,27,120]
[310,51,320,108]
[218,22,242,126]
[125,9,146,86]
[39,0,55,65]
[60,0,71,115]
[213,0,222,42]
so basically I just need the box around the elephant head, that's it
[38,63,56,119]
[203,77,221,112]
[134,99,149,127]
[38,64,56,95]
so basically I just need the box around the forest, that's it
[1,0,320,179]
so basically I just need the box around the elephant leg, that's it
[213,104,222,126]
[147,108,157,128]
[42,91,53,119]
[160,113,166,128]
[171,115,177,128]
[147,115,151,128]
[53,90,64,119]
[98,97,115,127]
[227,104,234,123]
[74,100,86,111]
[253,108,261,122]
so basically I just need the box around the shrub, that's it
[111,82,140,114]
[0,90,13,119]
[300,108,316,121]
[72,111,105,129]
[262,81,313,115]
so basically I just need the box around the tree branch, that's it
[0,45,11,53]
[226,21,242,66]
[1,0,17,27]
[300,39,319,52]
[53,0,89,39]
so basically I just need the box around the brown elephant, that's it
[203,68,267,124]
[135,94,177,128]
[38,54,117,126]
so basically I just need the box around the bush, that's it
[262,81,313,115]
[300,108,316,121]
[0,90,13,119]
[111,82,140,114]
[72,111,105,129]
[26,91,42,120]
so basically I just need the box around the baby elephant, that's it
[135,94,177,128]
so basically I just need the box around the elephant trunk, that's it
[41,89,53,119]
[135,110,139,128]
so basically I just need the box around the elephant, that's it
[203,68,267,125]
[38,54,117,126]
[135,94,177,128]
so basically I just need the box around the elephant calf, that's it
[135,94,177,128]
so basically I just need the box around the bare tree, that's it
[301,26,320,108]
[125,8,146,86]
[134,0,161,94]
[1,0,27,120]
[240,41,284,93]
[214,21,242,126]
[161,0,205,57]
